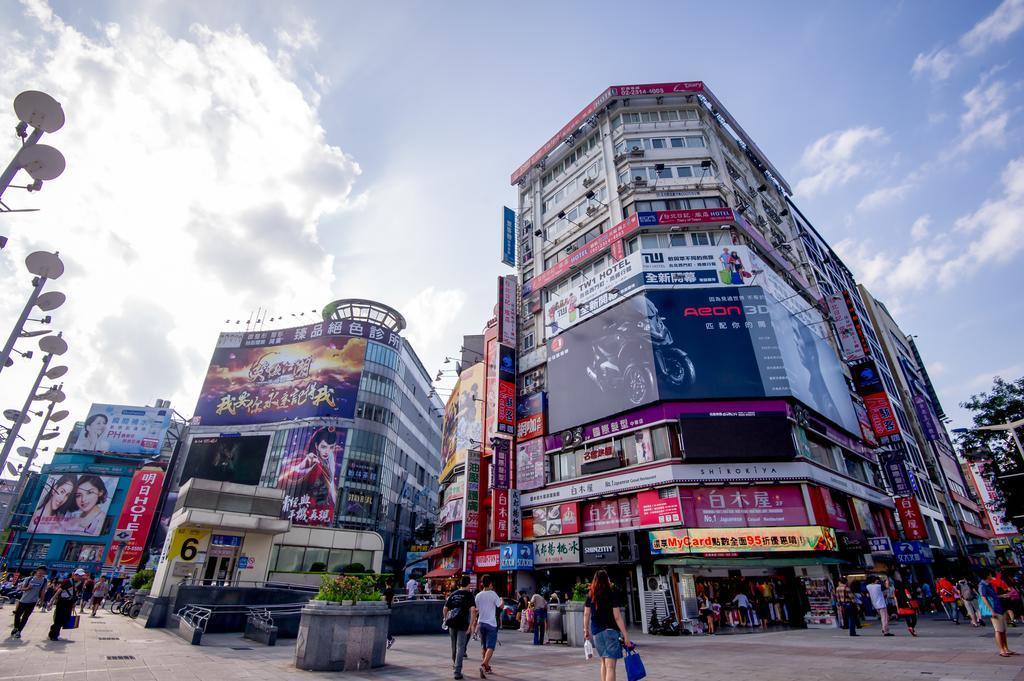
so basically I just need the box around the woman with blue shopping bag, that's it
[583,570,642,681]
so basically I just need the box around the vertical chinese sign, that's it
[105,467,166,568]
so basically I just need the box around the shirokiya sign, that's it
[193,321,397,426]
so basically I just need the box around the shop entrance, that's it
[202,534,242,586]
[664,564,808,633]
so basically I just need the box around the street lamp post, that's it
[0,251,65,377]
[0,334,68,480]
[0,90,65,210]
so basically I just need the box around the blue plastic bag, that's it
[624,646,646,681]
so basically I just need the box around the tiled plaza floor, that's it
[0,604,1020,681]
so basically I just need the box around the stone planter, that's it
[565,601,586,648]
[294,600,389,671]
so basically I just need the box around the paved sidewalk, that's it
[0,604,1020,681]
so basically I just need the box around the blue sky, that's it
[1,0,1021,465]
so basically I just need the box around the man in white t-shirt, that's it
[866,576,892,636]
[406,577,420,596]
[471,575,504,678]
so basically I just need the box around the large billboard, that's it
[193,322,374,426]
[74,404,172,455]
[545,286,859,435]
[30,473,121,537]
[275,426,346,526]
[180,434,270,485]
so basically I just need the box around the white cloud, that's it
[794,127,886,197]
[940,156,1024,278]
[910,0,1024,81]
[0,2,360,429]
[400,287,468,362]
[960,0,1024,55]
[856,182,912,211]
[910,215,931,241]
[911,48,957,81]
[955,78,1011,153]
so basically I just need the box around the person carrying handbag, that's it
[583,570,632,681]
[47,579,76,641]
[894,582,919,637]
[979,570,1017,658]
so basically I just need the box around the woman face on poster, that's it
[73,475,108,520]
[80,413,109,447]
[36,475,77,520]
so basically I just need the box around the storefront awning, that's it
[654,556,848,568]
[425,566,460,579]
[420,541,461,561]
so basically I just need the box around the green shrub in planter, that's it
[309,562,327,573]
[131,569,155,591]
[316,574,382,603]
[342,562,366,574]
[571,581,590,602]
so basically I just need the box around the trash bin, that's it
[547,603,566,643]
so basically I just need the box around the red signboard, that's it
[679,485,808,528]
[474,548,501,573]
[104,467,166,568]
[497,380,516,435]
[813,486,852,532]
[492,488,511,543]
[895,495,928,541]
[637,488,682,526]
[581,496,638,533]
[863,391,900,439]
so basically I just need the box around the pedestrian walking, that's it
[443,576,475,680]
[895,580,919,637]
[90,576,110,617]
[583,569,632,681]
[10,566,48,638]
[866,576,892,636]
[79,573,95,614]
[835,577,857,636]
[47,579,76,641]
[516,591,530,633]
[979,569,1016,657]
[383,577,396,649]
[471,575,503,679]
[957,576,981,627]
[936,575,960,624]
[530,588,547,645]
[40,578,57,613]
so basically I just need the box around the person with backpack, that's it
[471,575,503,679]
[10,566,48,638]
[957,577,981,627]
[979,569,1016,657]
[443,576,475,680]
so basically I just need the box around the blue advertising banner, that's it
[502,207,516,267]
[893,540,933,564]
[880,450,915,497]
[499,542,535,570]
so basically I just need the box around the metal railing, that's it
[177,602,307,635]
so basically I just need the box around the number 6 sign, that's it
[169,527,210,562]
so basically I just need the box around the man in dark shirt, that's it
[443,576,476,680]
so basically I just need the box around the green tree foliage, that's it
[957,376,1024,532]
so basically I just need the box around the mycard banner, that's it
[75,404,171,455]
[649,525,837,555]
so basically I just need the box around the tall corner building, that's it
[509,81,960,632]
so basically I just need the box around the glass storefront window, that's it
[651,425,674,460]
[304,547,329,571]
[275,545,304,572]
[328,549,353,572]
[351,550,373,570]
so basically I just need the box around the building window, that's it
[62,542,105,563]
[365,342,399,370]
[355,401,396,426]
[521,330,535,352]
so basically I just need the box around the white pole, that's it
[0,353,53,482]
[0,276,47,377]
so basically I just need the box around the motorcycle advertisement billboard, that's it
[546,286,859,435]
